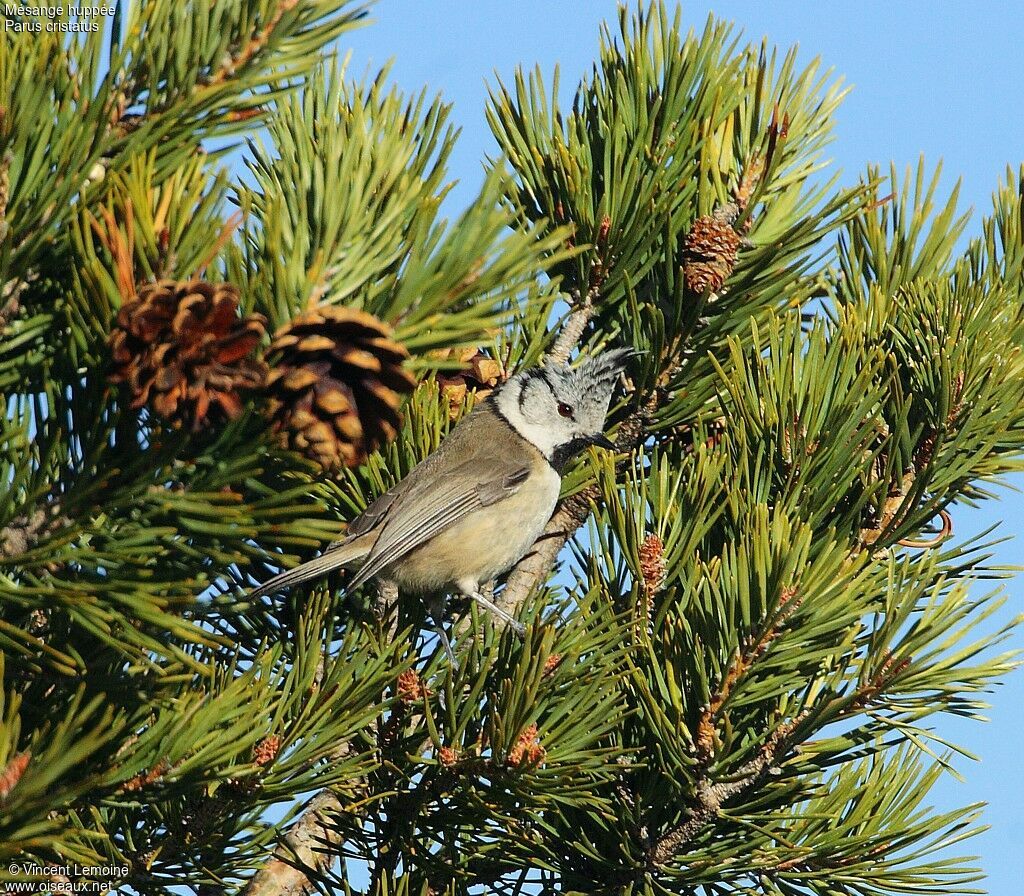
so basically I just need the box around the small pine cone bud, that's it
[507,724,545,767]
[948,370,966,423]
[733,156,765,216]
[695,706,718,760]
[914,428,938,470]
[108,279,267,431]
[396,669,431,704]
[438,746,460,768]
[542,654,563,678]
[121,774,144,793]
[121,758,170,793]
[435,347,506,420]
[638,534,665,595]
[0,751,30,799]
[264,306,417,470]
[681,213,742,294]
[252,735,281,767]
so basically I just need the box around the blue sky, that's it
[339,2,1024,891]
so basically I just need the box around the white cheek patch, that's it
[495,392,561,458]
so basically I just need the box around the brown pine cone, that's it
[264,306,417,470]
[681,212,742,294]
[108,279,267,430]
[434,347,505,419]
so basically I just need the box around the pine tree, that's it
[2,2,1023,894]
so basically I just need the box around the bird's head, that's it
[494,348,633,467]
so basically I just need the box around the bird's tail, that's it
[247,536,371,601]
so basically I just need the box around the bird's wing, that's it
[342,463,530,593]
[324,489,398,551]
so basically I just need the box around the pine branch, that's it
[241,777,349,896]
[548,286,598,364]
[646,591,810,868]
[208,0,301,87]
[648,715,805,867]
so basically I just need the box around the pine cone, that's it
[435,347,505,419]
[109,279,267,431]
[681,212,742,294]
[264,306,417,470]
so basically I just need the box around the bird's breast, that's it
[389,463,561,594]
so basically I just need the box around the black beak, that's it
[589,433,617,450]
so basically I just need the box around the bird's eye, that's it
[557,402,574,418]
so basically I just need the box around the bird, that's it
[248,347,632,655]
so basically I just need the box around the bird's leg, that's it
[467,591,526,639]
[425,594,458,670]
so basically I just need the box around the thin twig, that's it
[208,0,300,87]
[241,786,349,896]
[548,286,598,364]
[695,586,801,760]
